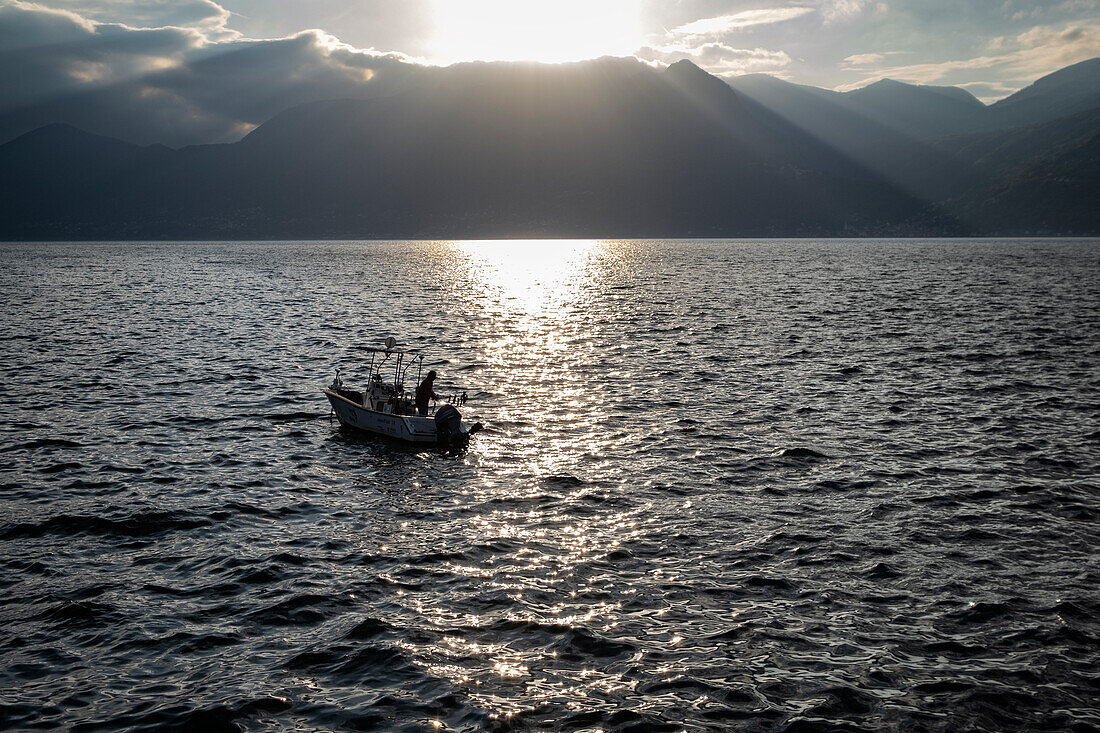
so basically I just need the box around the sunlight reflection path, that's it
[448,239,633,482]
[413,240,664,715]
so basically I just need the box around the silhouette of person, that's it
[415,370,440,416]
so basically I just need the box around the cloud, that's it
[1011,0,1098,21]
[842,50,903,67]
[843,52,885,65]
[957,79,1018,99]
[0,0,420,145]
[45,0,232,31]
[0,2,205,108]
[5,0,1097,141]
[834,21,1100,100]
[1058,0,1099,11]
[662,0,884,32]
[833,56,1012,91]
[638,42,793,75]
[1004,22,1100,76]
[0,1,95,51]
[820,0,886,23]
[670,7,815,36]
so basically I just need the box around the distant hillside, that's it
[1,57,1098,239]
[937,109,1100,234]
[724,74,977,200]
[0,58,947,239]
[844,79,988,139]
[725,75,992,146]
[990,58,1100,129]
[724,58,1100,233]
[728,60,1100,141]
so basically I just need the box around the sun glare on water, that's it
[431,0,643,64]
[454,239,603,316]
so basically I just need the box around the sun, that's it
[431,0,643,65]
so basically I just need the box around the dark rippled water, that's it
[1,239,1098,732]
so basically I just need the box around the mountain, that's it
[724,59,1100,212]
[990,58,1100,129]
[664,60,880,180]
[0,124,175,238]
[0,58,948,240]
[724,75,981,200]
[728,60,1100,143]
[844,78,988,139]
[937,109,1100,234]
[1,57,1098,239]
[726,75,990,146]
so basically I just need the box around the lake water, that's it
[1,239,1098,732]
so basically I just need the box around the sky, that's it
[1,0,1098,146]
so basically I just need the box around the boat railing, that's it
[338,339,470,418]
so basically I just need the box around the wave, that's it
[1,510,211,540]
[0,438,83,452]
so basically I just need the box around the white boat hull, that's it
[323,390,438,443]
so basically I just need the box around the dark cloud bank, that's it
[1,1,1098,238]
[0,0,418,147]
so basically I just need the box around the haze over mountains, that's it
[2,57,1098,239]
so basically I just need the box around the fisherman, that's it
[415,370,440,416]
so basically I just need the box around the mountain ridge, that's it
[2,57,1097,239]
[727,59,1100,137]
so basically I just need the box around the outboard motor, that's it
[434,404,483,453]
[434,404,463,445]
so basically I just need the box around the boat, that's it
[322,338,481,449]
